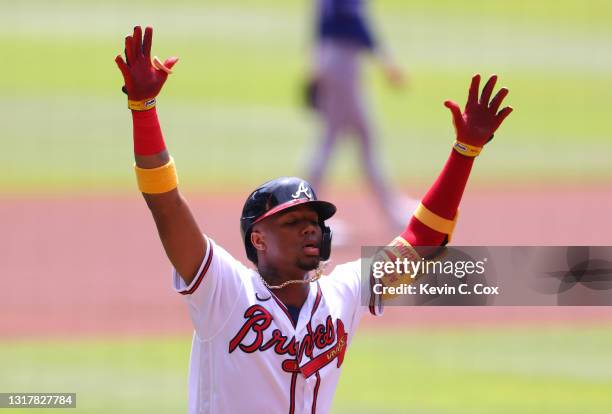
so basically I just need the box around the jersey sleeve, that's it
[172,237,250,340]
[353,259,384,318]
[326,258,382,339]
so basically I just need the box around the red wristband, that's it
[132,107,167,155]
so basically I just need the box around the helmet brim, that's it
[252,198,336,225]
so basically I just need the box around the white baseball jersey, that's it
[173,237,379,414]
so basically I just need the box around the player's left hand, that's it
[115,26,178,101]
[444,74,512,148]
[375,50,407,89]
[383,63,407,89]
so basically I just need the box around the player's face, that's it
[255,205,322,272]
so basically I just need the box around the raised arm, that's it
[371,74,512,309]
[401,74,513,251]
[115,26,206,284]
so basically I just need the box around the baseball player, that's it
[115,26,512,414]
[306,0,407,229]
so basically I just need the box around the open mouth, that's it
[303,242,320,256]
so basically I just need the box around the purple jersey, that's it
[316,0,376,50]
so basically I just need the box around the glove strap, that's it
[414,203,458,243]
[453,141,482,157]
[128,98,157,111]
[134,157,178,194]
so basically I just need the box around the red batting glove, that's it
[444,74,513,149]
[114,26,178,102]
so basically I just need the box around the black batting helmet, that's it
[240,177,336,263]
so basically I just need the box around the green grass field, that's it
[1,0,611,192]
[2,327,612,414]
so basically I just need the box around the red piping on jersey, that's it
[265,280,321,328]
[309,285,323,413]
[268,282,324,413]
[368,268,378,315]
[269,292,297,327]
[289,372,297,414]
[311,284,322,317]
[312,372,321,414]
[180,242,214,295]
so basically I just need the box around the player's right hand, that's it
[115,26,178,101]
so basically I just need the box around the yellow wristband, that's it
[128,98,157,111]
[134,157,178,194]
[414,203,458,242]
[453,141,482,157]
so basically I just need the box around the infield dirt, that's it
[2,186,612,338]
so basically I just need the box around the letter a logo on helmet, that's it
[291,181,313,199]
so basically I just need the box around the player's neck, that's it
[257,264,311,308]
[273,283,310,308]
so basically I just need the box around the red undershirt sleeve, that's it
[401,149,475,247]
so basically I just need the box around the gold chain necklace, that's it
[258,263,326,290]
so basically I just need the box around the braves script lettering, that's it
[229,305,348,378]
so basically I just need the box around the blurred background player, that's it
[305,0,410,230]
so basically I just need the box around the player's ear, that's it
[251,229,266,253]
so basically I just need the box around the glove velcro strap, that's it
[389,236,420,259]
[134,157,178,194]
[128,98,157,111]
[369,236,422,305]
[453,141,482,157]
[414,203,458,242]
